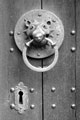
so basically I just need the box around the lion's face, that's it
[24,19,51,45]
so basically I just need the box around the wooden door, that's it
[76,0,80,120]
[0,0,78,120]
[0,0,42,120]
[42,0,76,120]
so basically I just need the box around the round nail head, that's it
[10,48,14,52]
[71,47,76,52]
[51,87,56,92]
[10,87,15,92]
[30,88,34,93]
[10,103,15,109]
[71,104,76,109]
[71,30,75,35]
[17,32,20,35]
[9,31,14,36]
[24,18,26,21]
[37,53,40,56]
[51,104,56,109]
[30,104,35,109]
[71,87,75,92]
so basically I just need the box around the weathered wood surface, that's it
[0,0,42,120]
[76,0,80,120]
[42,0,76,120]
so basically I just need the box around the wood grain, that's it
[42,0,76,120]
[76,0,80,120]
[0,0,42,120]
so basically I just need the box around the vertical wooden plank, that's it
[0,0,42,120]
[76,0,80,120]
[42,0,76,120]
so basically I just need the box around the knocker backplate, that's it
[14,9,64,59]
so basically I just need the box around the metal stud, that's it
[17,32,20,35]
[71,47,76,52]
[30,104,35,109]
[37,53,40,56]
[52,19,56,22]
[38,13,42,17]
[9,31,14,36]
[30,88,34,93]
[71,87,76,92]
[10,87,15,92]
[51,104,56,109]
[10,103,15,109]
[24,18,26,22]
[51,87,56,92]
[71,104,76,109]
[10,48,14,52]
[71,30,75,35]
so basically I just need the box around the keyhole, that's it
[18,91,23,104]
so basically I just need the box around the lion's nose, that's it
[32,26,45,42]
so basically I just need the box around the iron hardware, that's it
[71,104,76,109]
[51,104,56,109]
[10,103,15,109]
[51,87,56,92]
[71,87,76,92]
[30,88,35,93]
[10,87,15,92]
[14,9,64,72]
[71,47,76,52]
[30,104,35,109]
[10,48,14,52]
[9,30,14,36]
[10,82,29,114]
[71,30,75,35]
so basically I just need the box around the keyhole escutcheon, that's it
[19,91,23,104]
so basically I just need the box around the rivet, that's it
[9,31,14,36]
[30,88,34,93]
[37,53,40,56]
[38,14,42,17]
[52,19,56,22]
[10,48,14,52]
[71,87,76,92]
[71,104,76,109]
[71,47,76,52]
[71,30,75,35]
[30,104,35,109]
[24,18,26,21]
[51,87,56,92]
[51,104,56,109]
[10,87,15,92]
[17,32,20,35]
[10,103,15,109]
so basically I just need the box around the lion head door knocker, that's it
[14,9,64,72]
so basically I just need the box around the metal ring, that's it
[22,40,59,72]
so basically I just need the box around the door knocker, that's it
[14,9,64,72]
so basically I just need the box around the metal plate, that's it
[14,82,29,114]
[14,9,64,59]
